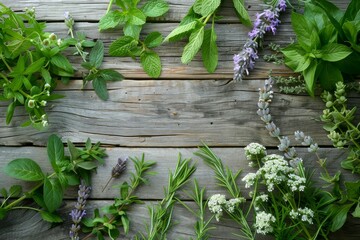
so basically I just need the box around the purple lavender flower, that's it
[234,0,287,81]
[69,181,91,240]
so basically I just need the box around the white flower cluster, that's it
[254,194,269,211]
[254,211,276,235]
[289,207,314,224]
[244,143,267,162]
[287,173,306,191]
[242,172,257,188]
[208,194,245,221]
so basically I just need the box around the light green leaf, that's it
[128,8,146,25]
[202,28,218,73]
[4,158,44,181]
[353,202,360,218]
[140,51,162,78]
[109,36,138,57]
[24,57,46,75]
[201,0,221,16]
[142,0,169,17]
[50,54,74,74]
[47,134,64,171]
[77,161,98,170]
[99,69,124,81]
[93,78,109,101]
[99,10,126,30]
[303,61,318,97]
[43,177,63,212]
[181,26,205,64]
[89,41,104,69]
[282,44,311,72]
[193,0,203,15]
[9,76,24,91]
[164,21,198,42]
[144,32,163,48]
[123,23,142,39]
[291,12,314,51]
[320,43,352,62]
[41,68,52,84]
[232,0,252,26]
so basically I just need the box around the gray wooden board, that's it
[0,146,356,200]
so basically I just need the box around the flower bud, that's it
[325,101,333,108]
[40,100,47,106]
[28,99,35,108]
[49,33,57,41]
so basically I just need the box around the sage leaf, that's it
[140,51,162,78]
[181,26,205,64]
[202,28,218,73]
[44,177,63,213]
[142,0,169,17]
[109,36,138,57]
[93,78,109,101]
[89,41,104,69]
[4,158,44,181]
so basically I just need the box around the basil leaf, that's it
[43,177,63,212]
[320,43,352,62]
[47,134,64,172]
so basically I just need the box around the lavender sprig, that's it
[102,157,127,192]
[233,0,287,81]
[69,181,91,240]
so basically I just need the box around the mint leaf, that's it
[4,158,45,181]
[202,28,218,73]
[124,23,142,39]
[24,57,46,75]
[43,177,63,213]
[128,8,146,25]
[89,41,104,68]
[164,21,198,42]
[181,26,205,64]
[201,0,221,17]
[50,54,74,74]
[142,0,169,17]
[93,78,109,101]
[99,69,124,81]
[140,51,162,78]
[320,43,352,62]
[144,32,163,48]
[232,0,252,26]
[47,134,64,171]
[99,10,126,30]
[109,36,138,57]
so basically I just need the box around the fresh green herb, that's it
[100,0,169,78]
[164,0,251,73]
[282,0,360,96]
[82,154,156,240]
[0,134,106,222]
[135,155,196,240]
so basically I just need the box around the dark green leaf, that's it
[200,0,221,16]
[0,209,8,220]
[99,10,127,30]
[330,204,353,232]
[89,41,104,69]
[50,54,74,74]
[320,43,352,62]
[47,134,64,171]
[24,57,46,75]
[108,228,120,240]
[202,28,218,73]
[109,36,138,57]
[40,211,63,223]
[43,177,63,212]
[4,158,44,181]
[318,61,343,91]
[232,0,252,26]
[77,161,98,170]
[181,26,205,64]
[142,0,169,17]
[342,0,360,22]
[291,12,314,51]
[344,180,360,200]
[93,78,109,100]
[99,69,124,81]
[144,32,163,48]
[140,50,162,78]
[128,8,146,25]
[6,101,15,125]
[164,21,198,42]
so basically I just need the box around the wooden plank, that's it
[2,80,358,147]
[1,200,359,239]
[0,146,355,200]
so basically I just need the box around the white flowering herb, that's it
[254,211,276,235]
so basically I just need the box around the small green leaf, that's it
[24,57,46,75]
[0,209,8,220]
[40,211,63,223]
[41,68,52,84]
[144,32,163,48]
[140,50,162,78]
[47,134,64,171]
[44,177,63,213]
[14,92,24,104]
[128,8,146,25]
[93,78,109,100]
[99,69,124,81]
[121,214,130,234]
[67,140,80,161]
[6,101,15,125]
[232,0,252,27]
[164,21,198,42]
[89,41,104,69]
[4,158,44,181]
[320,43,352,62]
[200,0,221,17]
[352,202,360,218]
[77,161,98,170]
[109,36,138,57]
[123,23,142,39]
[142,0,169,17]
[99,10,126,30]
[50,54,74,74]
[9,185,22,197]
[181,26,205,64]
[202,28,218,73]
[108,228,120,240]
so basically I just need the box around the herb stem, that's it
[1,56,13,72]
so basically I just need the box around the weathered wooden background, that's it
[0,0,359,239]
